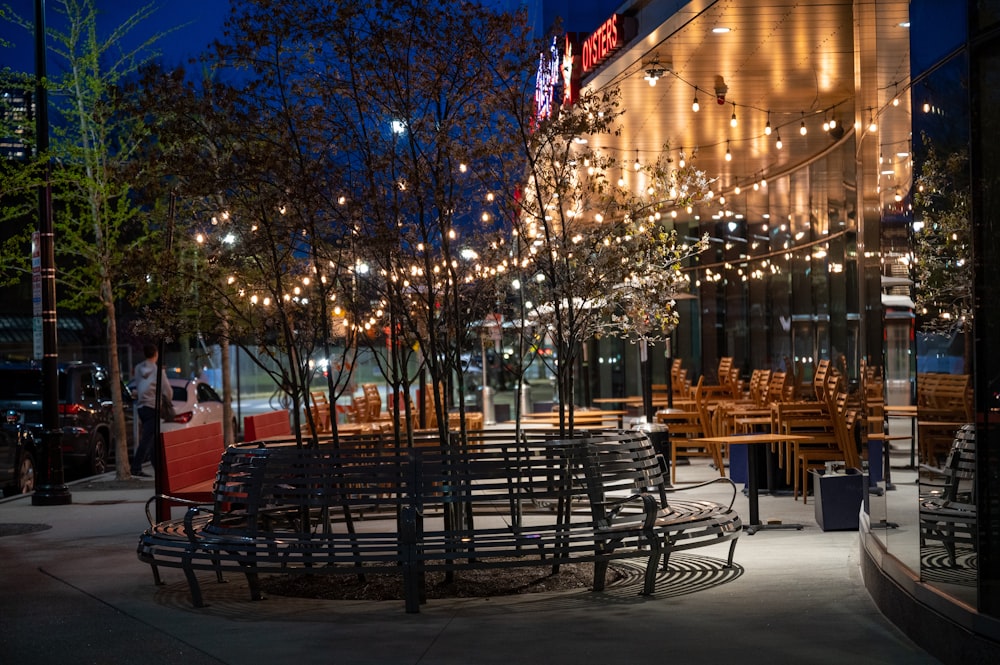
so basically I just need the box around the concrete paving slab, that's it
[0,459,940,665]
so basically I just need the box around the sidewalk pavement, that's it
[0,464,940,665]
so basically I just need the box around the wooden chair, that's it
[748,369,772,407]
[812,359,831,402]
[361,384,394,424]
[421,382,447,429]
[668,377,725,484]
[777,399,837,502]
[917,373,971,465]
[795,377,863,503]
[305,390,331,435]
[716,357,734,387]
[724,366,743,400]
[346,394,368,424]
[765,370,791,404]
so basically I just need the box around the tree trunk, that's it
[104,288,131,479]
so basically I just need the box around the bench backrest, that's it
[218,434,595,537]
[574,432,668,528]
[159,421,226,496]
[212,430,618,531]
[243,409,290,441]
[934,424,976,507]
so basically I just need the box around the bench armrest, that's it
[664,476,739,510]
[144,494,213,527]
[604,492,659,531]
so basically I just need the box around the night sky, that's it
[1,0,232,75]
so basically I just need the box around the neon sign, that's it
[562,33,580,106]
[581,14,635,73]
[534,36,561,121]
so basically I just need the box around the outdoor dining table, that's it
[688,433,812,535]
[517,409,628,428]
[594,396,696,409]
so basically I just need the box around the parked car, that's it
[161,377,234,433]
[0,419,35,497]
[0,362,132,483]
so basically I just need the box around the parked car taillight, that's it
[172,411,194,424]
[59,403,83,415]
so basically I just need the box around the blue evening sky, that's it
[1,0,231,75]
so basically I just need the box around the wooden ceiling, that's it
[579,0,912,220]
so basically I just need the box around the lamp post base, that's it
[31,485,72,505]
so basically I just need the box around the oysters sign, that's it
[580,14,637,74]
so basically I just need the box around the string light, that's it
[775,131,783,150]
[730,103,738,128]
[868,108,878,133]
[633,150,641,170]
[692,92,700,112]
[725,141,732,161]
[764,112,772,136]
[799,112,807,136]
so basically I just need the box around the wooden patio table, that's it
[688,434,812,535]
[519,409,627,428]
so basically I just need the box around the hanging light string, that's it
[578,53,935,198]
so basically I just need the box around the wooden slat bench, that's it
[137,430,742,613]
[150,422,227,523]
[242,409,290,441]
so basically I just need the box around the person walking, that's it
[131,344,170,477]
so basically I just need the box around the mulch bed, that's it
[260,561,623,601]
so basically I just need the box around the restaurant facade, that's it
[542,0,999,657]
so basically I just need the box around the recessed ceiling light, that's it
[712,27,732,33]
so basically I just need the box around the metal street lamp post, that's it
[31,0,71,506]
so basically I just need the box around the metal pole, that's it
[666,334,674,410]
[32,0,70,506]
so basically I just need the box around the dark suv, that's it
[0,362,132,491]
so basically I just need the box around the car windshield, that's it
[0,369,68,400]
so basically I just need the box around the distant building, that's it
[0,88,33,161]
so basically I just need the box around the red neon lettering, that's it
[581,15,623,73]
